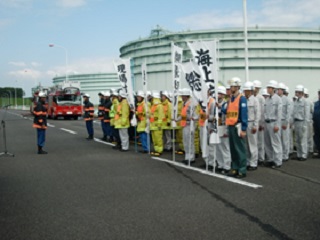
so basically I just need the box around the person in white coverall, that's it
[243,82,260,170]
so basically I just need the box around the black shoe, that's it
[263,162,273,167]
[86,135,93,140]
[139,150,148,154]
[258,161,264,166]
[220,169,229,175]
[164,149,172,152]
[182,160,195,165]
[282,159,289,162]
[227,169,238,177]
[235,173,246,178]
[298,158,307,161]
[38,149,48,154]
[119,149,128,152]
[195,154,199,159]
[112,145,121,150]
[247,166,257,171]
[271,164,281,169]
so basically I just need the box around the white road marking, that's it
[60,128,77,134]
[94,138,115,146]
[152,157,263,189]
[47,123,55,127]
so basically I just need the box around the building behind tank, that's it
[120,26,320,100]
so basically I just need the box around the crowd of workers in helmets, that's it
[33,77,320,179]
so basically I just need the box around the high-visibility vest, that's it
[199,98,214,127]
[150,104,157,123]
[226,94,241,126]
[180,101,191,127]
[137,102,145,122]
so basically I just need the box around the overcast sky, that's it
[1,0,320,96]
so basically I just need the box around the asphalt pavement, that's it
[0,109,320,240]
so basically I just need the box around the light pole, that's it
[15,80,17,109]
[49,43,68,82]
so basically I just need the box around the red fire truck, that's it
[47,81,82,120]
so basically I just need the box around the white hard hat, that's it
[266,80,278,89]
[38,91,47,97]
[146,91,151,96]
[278,82,286,90]
[152,91,160,99]
[253,80,262,88]
[225,85,230,90]
[242,81,254,91]
[217,86,226,95]
[98,91,104,96]
[119,90,127,98]
[285,86,289,94]
[295,85,304,92]
[180,88,191,96]
[136,90,145,98]
[161,90,170,98]
[228,77,241,87]
[262,89,269,96]
[304,88,309,95]
[83,93,90,98]
[110,89,118,96]
[104,91,111,97]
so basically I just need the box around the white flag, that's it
[187,41,220,144]
[171,43,183,127]
[114,58,137,126]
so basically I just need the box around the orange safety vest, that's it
[199,98,214,127]
[114,104,122,120]
[226,94,241,126]
[163,104,168,122]
[180,101,191,127]
[137,102,145,121]
[150,104,157,123]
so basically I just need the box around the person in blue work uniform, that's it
[33,91,48,154]
[225,77,248,178]
[83,93,94,140]
[313,90,320,158]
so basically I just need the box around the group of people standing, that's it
[33,77,320,180]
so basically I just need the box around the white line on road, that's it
[94,138,115,146]
[152,157,263,189]
[47,123,55,127]
[60,128,77,134]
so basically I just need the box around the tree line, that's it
[0,88,25,98]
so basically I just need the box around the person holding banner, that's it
[98,92,107,141]
[175,94,184,155]
[225,77,248,178]
[83,93,95,140]
[178,88,199,164]
[243,81,260,171]
[110,89,121,147]
[215,86,231,174]
[150,91,164,156]
[199,89,215,169]
[161,90,173,152]
[136,91,150,153]
[114,90,130,152]
[103,91,113,142]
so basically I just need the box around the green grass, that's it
[0,97,32,107]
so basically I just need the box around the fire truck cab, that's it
[47,81,82,120]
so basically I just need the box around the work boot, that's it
[38,146,48,154]
[86,135,93,140]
